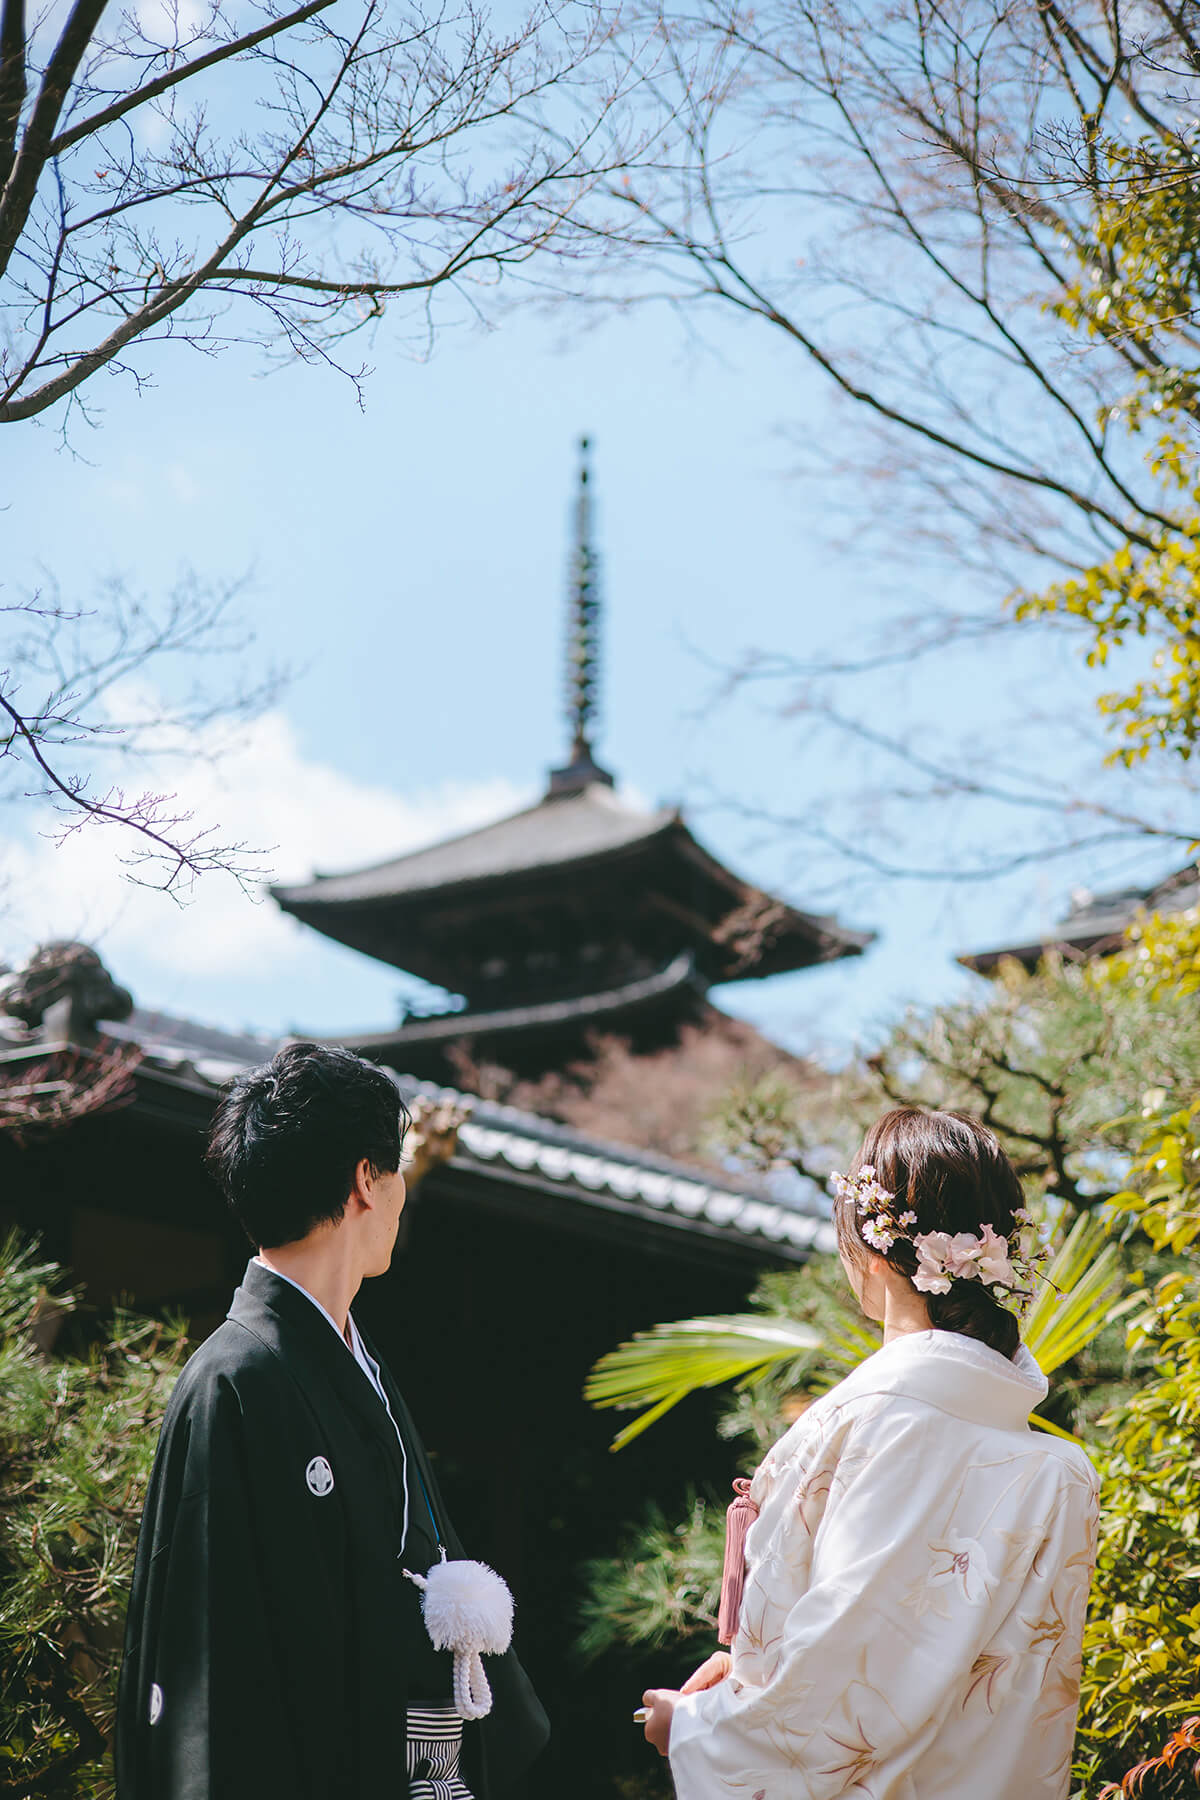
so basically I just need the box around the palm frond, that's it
[584,1314,823,1450]
[1023,1211,1140,1377]
[585,1212,1136,1450]
[1030,1412,1086,1442]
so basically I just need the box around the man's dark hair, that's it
[206,1042,410,1248]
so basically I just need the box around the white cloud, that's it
[166,464,202,504]
[1,700,529,1032]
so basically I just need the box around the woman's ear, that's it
[857,1251,892,1322]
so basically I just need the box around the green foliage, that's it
[577,1263,863,1658]
[860,97,1200,1793]
[1053,136,1200,364]
[580,928,1200,1787]
[584,1314,826,1451]
[584,1255,883,1450]
[1023,1212,1140,1378]
[0,1233,187,1800]
[586,1206,1134,1455]
[716,944,1200,1222]
[1074,1079,1200,1795]
[577,1493,726,1659]
[1017,128,1200,769]
[708,1263,880,1454]
[790,937,1200,1789]
[1101,905,1200,1008]
[1015,513,1200,768]
[1079,918,1200,1780]
[585,1254,879,1446]
[577,79,1200,1796]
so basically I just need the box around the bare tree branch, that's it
[46,0,337,159]
[575,0,1199,578]
[0,574,282,890]
[0,0,24,189]
[0,0,647,421]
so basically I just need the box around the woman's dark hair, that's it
[205,1042,410,1248]
[836,1107,1023,1360]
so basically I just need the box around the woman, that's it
[640,1107,1099,1799]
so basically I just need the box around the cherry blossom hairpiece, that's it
[829,1166,915,1252]
[830,1169,1046,1313]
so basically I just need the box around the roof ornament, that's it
[549,436,614,797]
[0,941,133,1046]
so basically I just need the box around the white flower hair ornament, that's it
[830,1169,1045,1313]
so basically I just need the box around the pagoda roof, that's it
[275,783,675,907]
[338,950,702,1057]
[959,862,1199,974]
[274,439,873,993]
[272,782,872,982]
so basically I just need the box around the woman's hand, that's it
[681,1651,732,1694]
[640,1688,679,1756]
[640,1653,730,1755]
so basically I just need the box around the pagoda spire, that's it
[549,436,614,796]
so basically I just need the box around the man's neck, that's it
[257,1232,363,1337]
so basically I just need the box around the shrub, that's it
[0,1234,186,1799]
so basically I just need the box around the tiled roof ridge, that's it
[0,1003,835,1260]
[395,1072,822,1203]
[393,1073,836,1256]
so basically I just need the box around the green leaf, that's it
[1030,1411,1085,1443]
[1023,1211,1139,1378]
[586,1211,1134,1452]
[584,1313,825,1449]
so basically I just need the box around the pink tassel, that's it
[717,1477,759,1646]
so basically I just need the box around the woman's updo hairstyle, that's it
[835,1107,1024,1360]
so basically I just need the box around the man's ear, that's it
[347,1157,375,1213]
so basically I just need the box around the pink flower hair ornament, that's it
[830,1167,1046,1312]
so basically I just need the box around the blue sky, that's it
[4,262,1181,1061]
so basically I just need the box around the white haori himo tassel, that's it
[402,1550,514,1720]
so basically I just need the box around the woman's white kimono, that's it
[669,1329,1099,1800]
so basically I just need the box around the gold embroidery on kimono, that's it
[669,1330,1098,1800]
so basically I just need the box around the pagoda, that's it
[272,441,873,1081]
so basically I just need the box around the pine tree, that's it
[0,1234,187,1799]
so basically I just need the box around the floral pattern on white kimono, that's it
[669,1329,1099,1800]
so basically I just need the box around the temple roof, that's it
[337,950,701,1057]
[273,440,872,1038]
[0,991,837,1266]
[274,783,674,908]
[959,863,1199,974]
[272,781,872,986]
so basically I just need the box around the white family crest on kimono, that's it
[669,1330,1099,1800]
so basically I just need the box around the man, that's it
[116,1042,548,1799]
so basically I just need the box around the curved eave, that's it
[668,825,875,971]
[731,918,875,978]
[958,929,1126,976]
[331,952,701,1053]
[396,1075,838,1262]
[274,813,874,979]
[271,812,684,918]
[960,865,1200,977]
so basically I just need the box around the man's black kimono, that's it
[116,1260,547,1799]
